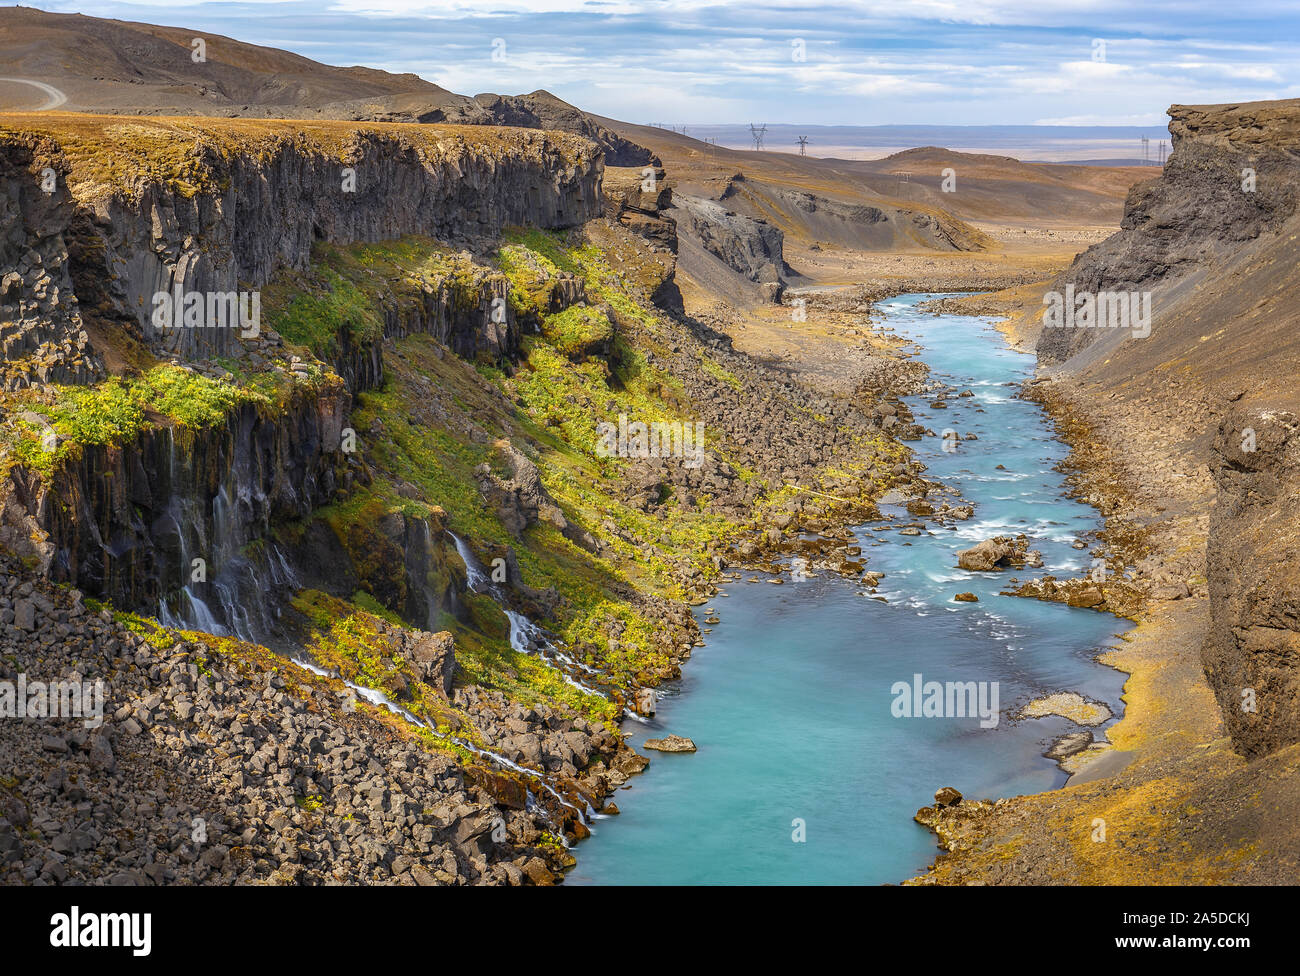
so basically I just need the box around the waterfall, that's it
[449,530,493,591]
[449,530,606,698]
[157,541,300,644]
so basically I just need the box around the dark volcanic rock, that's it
[1204,406,1300,758]
[0,135,101,389]
[60,126,603,363]
[674,194,790,296]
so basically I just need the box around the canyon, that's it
[0,5,1298,888]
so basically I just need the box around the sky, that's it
[23,0,1300,125]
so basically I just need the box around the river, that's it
[568,293,1131,885]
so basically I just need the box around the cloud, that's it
[30,0,1300,124]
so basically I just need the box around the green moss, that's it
[263,237,499,364]
[112,610,177,652]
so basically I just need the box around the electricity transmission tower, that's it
[1158,141,1167,166]
[1141,135,1150,165]
[750,123,767,151]
[797,135,809,156]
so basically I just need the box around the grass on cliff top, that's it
[0,364,283,476]
[0,114,596,200]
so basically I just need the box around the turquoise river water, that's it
[567,293,1131,885]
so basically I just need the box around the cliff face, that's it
[602,164,676,249]
[0,135,101,389]
[675,193,789,301]
[1037,99,1300,365]
[329,266,518,395]
[0,116,604,632]
[1034,99,1300,760]
[64,123,602,362]
[0,381,351,616]
[1204,407,1300,758]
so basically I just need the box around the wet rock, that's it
[1044,731,1094,761]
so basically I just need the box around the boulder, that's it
[410,631,456,696]
[643,734,696,753]
[934,786,963,807]
[1044,731,1094,761]
[956,535,1030,571]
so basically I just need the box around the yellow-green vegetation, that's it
[263,236,509,365]
[0,364,297,476]
[698,353,743,392]
[113,609,181,652]
[437,604,618,726]
[291,588,461,726]
[264,267,383,359]
[540,305,614,359]
[109,601,472,758]
[291,587,615,731]
[277,229,741,709]
[341,334,689,690]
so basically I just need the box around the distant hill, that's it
[0,7,651,164]
[0,6,470,117]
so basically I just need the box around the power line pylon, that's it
[797,135,809,157]
[750,123,767,151]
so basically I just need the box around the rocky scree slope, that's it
[0,565,611,885]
